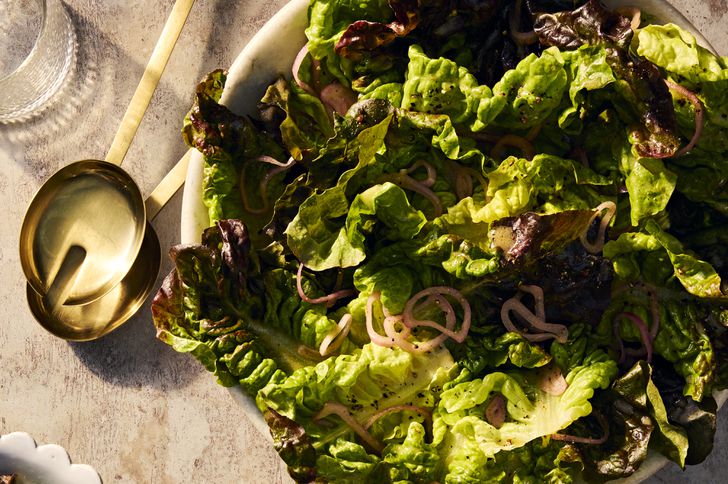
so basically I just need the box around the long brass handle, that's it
[145,149,192,220]
[105,0,196,166]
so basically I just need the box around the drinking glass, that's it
[0,0,76,123]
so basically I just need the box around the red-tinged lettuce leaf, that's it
[182,71,288,237]
[335,0,419,59]
[579,390,654,481]
[611,361,689,468]
[523,245,614,327]
[264,408,319,483]
[533,0,680,159]
[151,220,326,394]
[490,210,596,264]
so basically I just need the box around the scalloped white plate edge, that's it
[179,0,726,480]
[0,432,102,484]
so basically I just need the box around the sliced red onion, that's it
[516,285,546,320]
[297,344,325,361]
[239,156,296,214]
[462,166,488,200]
[291,44,316,95]
[614,6,642,31]
[614,312,653,363]
[538,365,568,396]
[364,405,432,430]
[500,297,569,344]
[509,0,539,45]
[485,394,507,429]
[491,134,536,160]
[366,292,397,348]
[319,313,353,357]
[381,310,449,353]
[665,80,705,157]
[255,155,295,167]
[403,287,471,343]
[552,412,609,445]
[382,314,412,340]
[368,288,471,353]
[297,263,357,307]
[320,82,358,117]
[314,402,384,453]
[405,160,437,187]
[380,173,443,218]
[408,294,456,335]
[580,201,617,254]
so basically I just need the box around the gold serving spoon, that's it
[19,0,195,341]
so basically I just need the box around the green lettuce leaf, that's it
[400,44,505,130]
[476,154,610,223]
[491,47,568,129]
[257,343,455,482]
[624,157,677,226]
[645,220,725,299]
[599,287,715,401]
[434,356,617,479]
[286,182,427,271]
[260,77,334,162]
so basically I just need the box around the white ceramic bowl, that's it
[179,0,723,482]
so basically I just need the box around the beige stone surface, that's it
[0,1,726,483]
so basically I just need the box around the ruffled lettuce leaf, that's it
[599,286,715,402]
[286,182,427,271]
[400,44,505,130]
[611,361,689,467]
[604,222,726,300]
[257,344,455,482]
[491,47,568,129]
[636,24,728,154]
[306,0,393,84]
[455,330,553,375]
[473,154,610,223]
[434,355,617,480]
[652,359,719,465]
[335,0,419,60]
[260,77,334,162]
[578,389,654,480]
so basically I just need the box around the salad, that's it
[152,0,728,482]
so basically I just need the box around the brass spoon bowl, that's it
[26,222,161,341]
[19,160,147,306]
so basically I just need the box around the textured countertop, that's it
[0,1,726,482]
